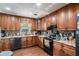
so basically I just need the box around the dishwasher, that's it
[11,38,21,51]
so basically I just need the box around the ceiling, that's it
[0,3,68,18]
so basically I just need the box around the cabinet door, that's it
[21,38,27,48]
[63,44,75,56]
[2,39,11,51]
[7,16,12,30]
[27,37,33,47]
[0,40,2,52]
[66,4,76,30]
[15,17,20,30]
[37,37,43,48]
[31,19,36,31]
[57,8,66,30]
[0,16,1,27]
[11,16,16,30]
[32,36,37,46]
[53,41,63,56]
[46,16,52,27]
[1,15,5,30]
[51,14,57,25]
[39,37,43,48]
[40,18,47,31]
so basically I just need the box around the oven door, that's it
[44,39,50,48]
[43,39,53,55]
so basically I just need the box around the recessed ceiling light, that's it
[36,3,41,6]
[0,10,2,12]
[5,7,11,11]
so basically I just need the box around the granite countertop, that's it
[1,35,37,39]
[53,40,75,47]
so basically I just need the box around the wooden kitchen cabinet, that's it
[46,16,52,27]
[63,44,75,56]
[21,37,28,48]
[53,41,75,56]
[0,40,2,52]
[10,16,16,30]
[28,19,36,31]
[40,18,47,31]
[31,19,36,31]
[57,8,67,30]
[51,13,57,26]
[53,41,63,56]
[66,4,76,30]
[15,17,21,30]
[27,37,33,47]
[37,37,44,48]
[1,15,6,30]
[32,36,38,46]
[21,36,38,49]
[2,39,11,51]
[0,16,2,27]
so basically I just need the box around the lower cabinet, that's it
[0,40,2,52]
[63,44,75,56]
[21,36,38,48]
[32,36,38,46]
[27,37,33,47]
[21,37,28,48]
[2,39,11,51]
[37,37,44,48]
[53,41,75,56]
[53,41,63,56]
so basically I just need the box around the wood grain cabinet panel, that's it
[66,4,77,30]
[57,8,67,30]
[2,39,11,51]
[21,38,28,48]
[40,18,47,31]
[32,36,37,46]
[63,44,75,56]
[1,15,6,30]
[27,37,33,47]
[0,40,2,52]
[7,16,12,30]
[51,13,57,26]
[0,16,2,27]
[15,17,21,30]
[37,37,43,48]
[53,41,63,56]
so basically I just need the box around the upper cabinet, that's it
[51,13,57,26]
[66,4,77,30]
[15,17,21,30]
[0,14,36,31]
[30,19,36,31]
[28,19,36,31]
[40,4,78,31]
[57,8,67,30]
[0,16,1,28]
[40,18,47,31]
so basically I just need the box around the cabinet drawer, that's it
[63,44,75,56]
[53,41,62,49]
